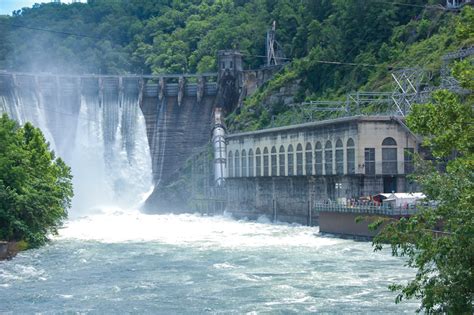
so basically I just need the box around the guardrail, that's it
[314,202,418,216]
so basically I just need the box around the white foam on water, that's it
[58,211,340,249]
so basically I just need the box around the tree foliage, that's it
[373,60,474,313]
[0,114,73,248]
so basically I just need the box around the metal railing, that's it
[314,202,418,216]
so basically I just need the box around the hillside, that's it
[0,1,472,132]
[228,4,474,131]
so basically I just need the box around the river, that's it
[0,209,419,314]
[0,81,419,314]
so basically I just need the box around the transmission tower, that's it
[445,0,472,10]
[441,46,474,94]
[391,67,427,116]
[266,21,285,67]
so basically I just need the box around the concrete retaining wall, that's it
[319,212,381,238]
[225,175,409,226]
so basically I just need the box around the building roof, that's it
[226,115,407,139]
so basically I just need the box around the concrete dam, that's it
[0,51,269,212]
[0,70,225,211]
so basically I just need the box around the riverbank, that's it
[0,241,21,260]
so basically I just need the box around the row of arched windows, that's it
[228,138,356,178]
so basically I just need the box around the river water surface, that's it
[0,210,419,314]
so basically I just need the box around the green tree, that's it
[372,59,474,312]
[0,114,73,248]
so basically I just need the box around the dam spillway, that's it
[0,71,220,212]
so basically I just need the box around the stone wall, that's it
[225,174,410,225]
[238,66,291,108]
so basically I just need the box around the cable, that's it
[243,53,399,69]
[0,21,104,40]
[371,0,445,10]
[241,54,292,60]
[308,60,395,68]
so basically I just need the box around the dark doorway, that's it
[383,176,397,193]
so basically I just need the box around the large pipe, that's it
[212,107,226,186]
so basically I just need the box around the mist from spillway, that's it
[0,76,153,217]
[69,90,153,216]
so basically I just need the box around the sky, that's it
[0,0,84,15]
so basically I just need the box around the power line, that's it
[243,53,399,69]
[0,21,104,40]
[308,60,397,68]
[371,0,445,10]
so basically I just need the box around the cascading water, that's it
[0,74,152,217]
[75,79,152,216]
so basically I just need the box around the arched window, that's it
[279,145,285,176]
[248,149,254,177]
[382,137,397,146]
[263,147,269,176]
[228,151,233,177]
[287,144,294,176]
[324,140,333,175]
[346,138,355,174]
[241,149,247,177]
[336,139,344,175]
[255,148,261,177]
[305,143,313,175]
[296,144,303,175]
[382,137,397,174]
[234,150,240,177]
[314,142,322,175]
[271,146,277,176]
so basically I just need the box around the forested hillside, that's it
[0,0,472,130]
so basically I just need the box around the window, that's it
[382,137,397,175]
[305,143,312,175]
[315,142,322,175]
[263,147,269,176]
[404,148,414,174]
[248,149,254,177]
[287,145,294,176]
[365,148,375,175]
[234,150,240,177]
[324,141,333,175]
[346,138,355,174]
[241,150,247,177]
[382,137,397,146]
[335,139,343,175]
[228,151,233,177]
[296,144,303,175]
[230,61,233,69]
[271,147,277,176]
[279,145,285,176]
[256,148,261,177]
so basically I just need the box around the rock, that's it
[0,241,20,261]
